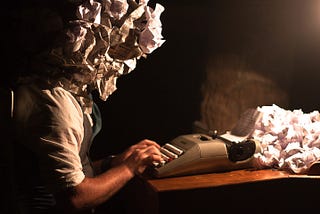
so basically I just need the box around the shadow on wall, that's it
[198,55,289,134]
[196,0,320,133]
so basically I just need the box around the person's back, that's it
[12,81,90,213]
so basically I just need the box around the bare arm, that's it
[55,139,163,212]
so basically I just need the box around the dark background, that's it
[2,1,320,213]
[90,0,209,158]
[3,0,320,160]
[90,0,320,159]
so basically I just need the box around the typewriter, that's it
[150,133,261,178]
[150,109,263,178]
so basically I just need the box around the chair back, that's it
[0,87,15,214]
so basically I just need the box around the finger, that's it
[132,146,161,162]
[150,153,163,162]
[132,145,161,156]
[139,139,161,148]
[138,145,162,156]
[146,154,164,168]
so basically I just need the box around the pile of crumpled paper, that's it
[251,104,320,174]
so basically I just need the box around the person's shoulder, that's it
[17,83,75,104]
[48,86,78,104]
[43,86,83,115]
[16,83,82,116]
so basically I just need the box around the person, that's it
[9,0,165,213]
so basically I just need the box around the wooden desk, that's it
[126,169,320,214]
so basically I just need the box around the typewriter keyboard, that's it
[154,143,184,167]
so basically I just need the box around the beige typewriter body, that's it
[152,134,261,178]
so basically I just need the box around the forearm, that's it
[59,139,162,212]
[91,155,117,175]
[59,163,135,211]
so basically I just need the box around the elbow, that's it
[54,185,93,213]
[68,190,93,212]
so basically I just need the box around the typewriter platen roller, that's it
[151,134,261,178]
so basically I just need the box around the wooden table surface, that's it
[146,168,320,192]
[127,168,320,214]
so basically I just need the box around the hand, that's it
[113,139,163,175]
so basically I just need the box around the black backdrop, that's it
[3,0,320,160]
[90,0,320,159]
[90,0,208,159]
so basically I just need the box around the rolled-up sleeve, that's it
[14,85,86,192]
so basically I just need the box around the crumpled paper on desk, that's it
[250,104,320,174]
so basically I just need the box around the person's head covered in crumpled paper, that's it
[10,0,165,113]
